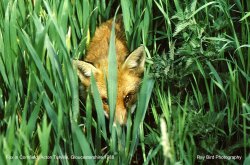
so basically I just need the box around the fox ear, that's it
[123,46,145,74]
[72,60,98,86]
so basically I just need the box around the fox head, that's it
[73,46,145,125]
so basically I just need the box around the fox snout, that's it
[115,107,127,125]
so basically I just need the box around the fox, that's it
[73,16,145,125]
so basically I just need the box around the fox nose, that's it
[115,109,127,125]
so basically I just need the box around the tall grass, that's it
[151,0,250,164]
[0,0,249,164]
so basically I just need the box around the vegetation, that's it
[0,0,249,164]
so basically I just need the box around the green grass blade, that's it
[107,11,118,130]
[91,73,107,140]
[129,76,154,162]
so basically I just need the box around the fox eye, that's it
[102,98,108,105]
[124,93,133,104]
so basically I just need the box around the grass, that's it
[0,0,249,164]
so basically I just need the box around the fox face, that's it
[73,16,145,125]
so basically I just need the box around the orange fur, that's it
[73,16,145,125]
